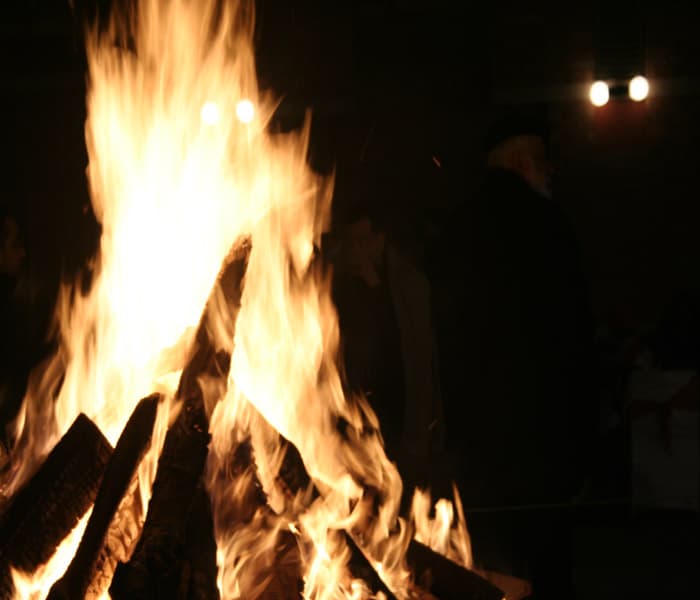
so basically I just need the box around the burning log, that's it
[178,485,220,600]
[110,406,214,598]
[277,441,504,600]
[407,540,504,600]
[0,414,112,599]
[343,533,396,599]
[108,389,214,599]
[66,236,493,600]
[111,244,323,600]
[46,394,161,600]
[110,244,249,599]
[272,441,499,599]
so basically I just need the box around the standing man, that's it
[440,107,595,597]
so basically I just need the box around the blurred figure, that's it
[436,107,596,597]
[1,210,28,444]
[0,212,26,277]
[331,195,447,494]
[0,208,52,451]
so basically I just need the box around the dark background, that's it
[0,1,698,597]
[2,0,699,328]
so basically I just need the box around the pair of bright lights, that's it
[589,76,649,106]
[200,99,255,125]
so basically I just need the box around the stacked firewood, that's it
[0,245,503,600]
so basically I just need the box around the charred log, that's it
[406,540,504,600]
[85,475,145,598]
[277,437,503,600]
[97,235,495,599]
[0,414,112,599]
[109,382,217,599]
[207,435,303,600]
[344,534,396,600]
[47,394,160,600]
[178,485,220,600]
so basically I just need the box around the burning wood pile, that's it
[0,1,504,598]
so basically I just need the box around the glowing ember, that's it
[1,0,476,597]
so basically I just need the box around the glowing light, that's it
[411,484,473,570]
[629,75,649,102]
[589,81,609,107]
[201,101,220,125]
[235,99,254,123]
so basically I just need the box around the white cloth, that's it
[385,246,445,463]
[628,369,699,510]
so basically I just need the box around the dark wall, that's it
[1,2,93,292]
[2,1,699,327]
[484,3,700,324]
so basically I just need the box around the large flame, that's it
[2,1,474,598]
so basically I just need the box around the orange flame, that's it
[411,484,473,570]
[6,0,266,593]
[3,1,477,597]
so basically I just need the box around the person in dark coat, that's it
[435,108,596,597]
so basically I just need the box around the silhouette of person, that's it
[435,106,595,597]
[332,193,447,493]
[0,208,53,451]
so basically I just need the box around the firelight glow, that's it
[3,1,473,598]
[589,80,610,106]
[628,75,650,101]
[235,99,255,123]
[201,101,221,125]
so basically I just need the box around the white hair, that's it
[486,135,551,198]
[487,135,539,170]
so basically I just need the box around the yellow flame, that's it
[201,101,222,126]
[3,0,265,593]
[3,1,477,597]
[411,484,473,570]
[236,99,256,124]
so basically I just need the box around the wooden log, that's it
[406,540,504,600]
[277,439,503,600]
[46,394,161,600]
[0,414,112,600]
[110,243,249,600]
[344,533,396,599]
[108,384,216,599]
[109,238,498,598]
[178,484,220,600]
[208,438,300,600]
[85,474,145,598]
